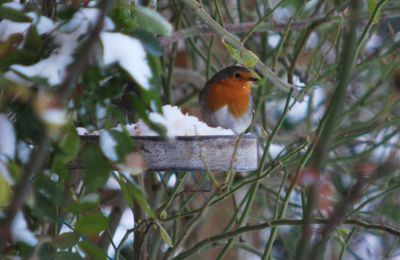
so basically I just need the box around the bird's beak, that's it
[248,77,259,82]
[247,71,261,82]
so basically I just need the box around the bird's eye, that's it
[234,72,241,79]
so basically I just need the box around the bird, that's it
[199,66,259,134]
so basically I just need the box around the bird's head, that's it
[208,66,259,90]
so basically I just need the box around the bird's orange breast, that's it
[206,79,251,118]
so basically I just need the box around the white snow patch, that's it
[100,130,119,161]
[40,109,67,126]
[269,143,285,159]
[105,175,120,190]
[12,211,38,246]
[273,6,294,24]
[268,33,281,49]
[108,208,134,257]
[0,114,16,160]
[27,12,56,35]
[365,34,383,55]
[131,105,235,137]
[371,127,400,162]
[0,114,16,184]
[3,71,33,86]
[3,2,24,10]
[96,103,107,120]
[17,141,32,164]
[61,8,114,33]
[0,20,30,41]
[395,31,400,43]
[78,105,236,140]
[101,32,152,89]
[306,32,319,50]
[271,86,325,125]
[347,233,383,259]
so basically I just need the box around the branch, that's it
[172,218,400,259]
[159,16,335,48]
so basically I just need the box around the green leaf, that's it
[368,0,376,17]
[118,176,156,219]
[58,128,81,163]
[75,212,108,236]
[33,175,64,222]
[0,49,37,71]
[117,177,134,208]
[53,232,80,249]
[223,41,259,68]
[108,129,134,162]
[0,6,32,22]
[81,143,110,191]
[0,175,12,208]
[0,33,24,59]
[130,179,156,218]
[23,26,43,53]
[157,223,173,247]
[55,252,83,260]
[133,29,163,56]
[111,7,136,30]
[134,6,173,36]
[368,0,381,25]
[69,193,99,214]
[78,241,107,260]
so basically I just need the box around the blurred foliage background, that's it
[1,0,400,259]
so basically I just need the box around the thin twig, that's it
[172,218,400,259]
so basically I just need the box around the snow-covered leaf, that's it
[0,6,32,22]
[100,32,152,89]
[0,19,30,42]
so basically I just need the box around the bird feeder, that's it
[71,134,258,171]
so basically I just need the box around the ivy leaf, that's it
[134,6,173,36]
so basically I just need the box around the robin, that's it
[199,66,259,134]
